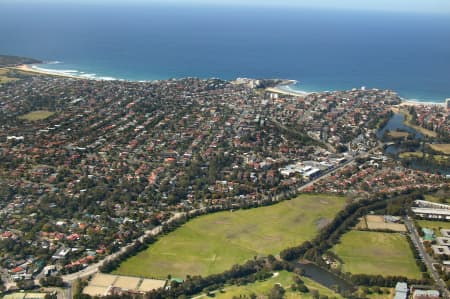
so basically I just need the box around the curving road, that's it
[59,144,378,297]
[61,152,359,284]
[404,217,449,299]
[61,212,185,283]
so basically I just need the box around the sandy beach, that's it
[399,99,445,107]
[268,85,445,107]
[266,86,310,97]
[13,64,84,79]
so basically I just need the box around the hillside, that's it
[0,54,41,67]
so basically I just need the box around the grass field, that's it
[18,110,55,121]
[355,215,406,232]
[367,290,394,299]
[332,231,421,279]
[424,194,449,204]
[386,131,409,139]
[428,143,450,155]
[208,271,343,299]
[114,194,347,278]
[399,152,448,163]
[398,108,437,138]
[417,220,450,237]
[356,287,394,299]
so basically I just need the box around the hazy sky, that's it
[4,0,450,14]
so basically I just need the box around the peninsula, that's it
[0,55,41,68]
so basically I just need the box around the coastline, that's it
[11,64,87,79]
[272,84,446,107]
[399,99,445,107]
[12,64,119,81]
[266,86,311,97]
[9,64,449,107]
[13,64,83,79]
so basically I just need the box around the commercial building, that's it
[411,200,450,220]
[411,207,450,220]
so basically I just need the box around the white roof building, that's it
[411,207,450,220]
[394,282,408,299]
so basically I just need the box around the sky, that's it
[3,0,450,15]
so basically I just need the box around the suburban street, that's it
[61,212,185,283]
[297,155,356,192]
[404,217,450,299]
[60,150,360,287]
[297,141,385,193]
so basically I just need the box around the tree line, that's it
[90,191,431,298]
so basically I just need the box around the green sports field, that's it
[114,194,347,278]
[332,231,421,279]
[18,110,55,121]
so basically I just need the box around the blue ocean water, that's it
[1,2,449,102]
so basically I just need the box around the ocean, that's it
[1,2,450,103]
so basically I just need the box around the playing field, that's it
[397,108,437,138]
[83,273,166,297]
[18,110,55,121]
[387,131,409,139]
[114,194,347,278]
[332,231,421,279]
[209,271,343,299]
[355,215,406,232]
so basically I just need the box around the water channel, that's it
[377,113,449,175]
[294,261,355,292]
[377,113,423,140]
[281,114,447,292]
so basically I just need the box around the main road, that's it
[61,149,362,284]
[60,140,383,297]
[404,217,449,299]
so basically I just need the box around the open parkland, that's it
[113,194,347,278]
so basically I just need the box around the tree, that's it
[73,278,83,297]
[17,279,35,290]
[297,284,309,293]
[311,289,320,299]
[372,286,381,294]
[40,275,64,287]
[268,284,285,299]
